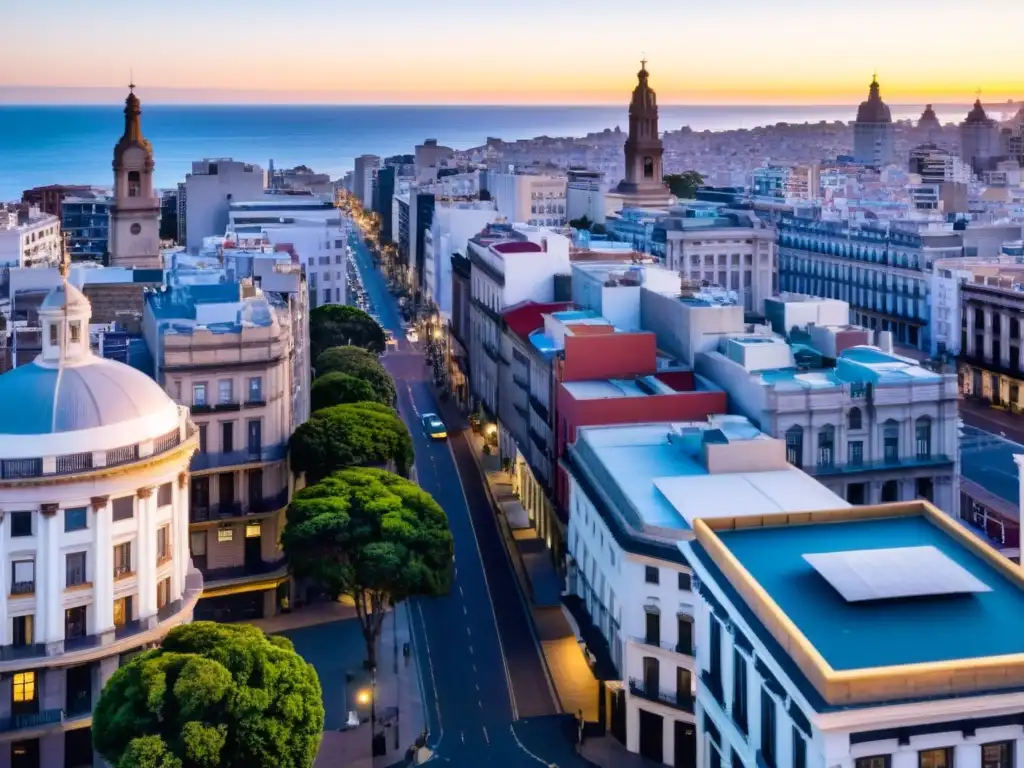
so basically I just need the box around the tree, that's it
[93,622,323,768]
[314,346,396,406]
[568,215,592,230]
[663,170,706,200]
[310,371,379,411]
[309,305,386,361]
[282,468,453,736]
[289,402,413,483]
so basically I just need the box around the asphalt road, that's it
[347,230,591,767]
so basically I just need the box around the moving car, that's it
[406,329,419,343]
[421,413,447,440]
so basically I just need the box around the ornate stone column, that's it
[136,486,157,626]
[40,503,63,650]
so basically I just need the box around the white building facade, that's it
[485,172,567,228]
[0,208,60,269]
[0,282,201,766]
[184,159,266,253]
[422,202,500,314]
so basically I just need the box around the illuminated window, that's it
[157,578,171,610]
[12,672,35,703]
[114,596,132,627]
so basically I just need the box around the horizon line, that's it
[1,100,1018,108]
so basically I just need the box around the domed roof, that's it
[919,104,941,127]
[964,99,992,125]
[39,283,88,313]
[856,77,892,124]
[0,356,177,435]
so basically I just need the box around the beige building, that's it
[144,275,309,621]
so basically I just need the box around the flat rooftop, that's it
[563,376,675,400]
[960,423,1022,508]
[576,417,846,532]
[757,345,943,389]
[689,503,1024,706]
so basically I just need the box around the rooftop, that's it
[502,301,573,342]
[492,241,543,255]
[754,345,943,389]
[572,416,847,532]
[689,502,1024,707]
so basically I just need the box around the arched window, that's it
[643,157,654,179]
[817,425,835,468]
[785,425,804,469]
[915,416,932,460]
[128,170,141,198]
[848,407,862,431]
[883,419,900,463]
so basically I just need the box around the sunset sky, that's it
[2,0,1021,105]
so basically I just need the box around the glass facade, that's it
[62,198,111,262]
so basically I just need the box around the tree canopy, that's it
[92,622,323,768]
[282,468,453,669]
[663,171,705,200]
[314,346,396,406]
[289,402,413,483]
[310,371,380,411]
[309,305,386,361]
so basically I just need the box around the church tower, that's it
[607,60,673,211]
[109,85,161,269]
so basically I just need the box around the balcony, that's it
[528,394,549,423]
[809,453,954,477]
[10,580,34,596]
[512,375,529,391]
[631,636,694,656]
[200,558,288,586]
[0,709,64,734]
[628,678,694,713]
[190,443,287,472]
[190,402,241,414]
[244,398,267,409]
[482,340,502,364]
[190,489,289,523]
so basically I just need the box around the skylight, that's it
[802,546,992,603]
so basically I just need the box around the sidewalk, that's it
[443,402,601,725]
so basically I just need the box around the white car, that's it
[406,329,419,343]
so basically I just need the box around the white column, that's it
[91,496,114,636]
[1002,312,1012,368]
[1014,738,1024,768]
[136,487,157,622]
[0,513,6,644]
[40,505,63,648]
[966,303,976,355]
[957,743,982,768]
[172,472,189,600]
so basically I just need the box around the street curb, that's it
[456,430,565,716]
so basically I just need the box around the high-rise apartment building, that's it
[352,155,381,206]
[184,159,266,253]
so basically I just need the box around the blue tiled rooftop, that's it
[713,514,1024,671]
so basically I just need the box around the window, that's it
[64,507,87,532]
[157,525,170,562]
[157,482,172,507]
[677,615,693,654]
[66,552,87,587]
[760,688,776,768]
[222,422,234,453]
[678,572,691,591]
[785,425,804,468]
[883,420,899,463]
[855,757,891,768]
[112,496,133,522]
[644,566,659,584]
[732,649,748,734]
[218,379,233,404]
[920,749,952,768]
[10,511,32,537]
[127,170,141,197]
[11,560,34,595]
[644,608,661,645]
[114,542,132,578]
[65,605,87,639]
[817,425,835,468]
[157,577,171,610]
[12,672,36,705]
[192,383,207,406]
[247,419,262,454]
[915,416,932,459]
[113,596,132,627]
[12,615,33,647]
[198,423,208,453]
[849,440,864,466]
[248,376,263,403]
[982,742,1014,768]
[49,323,58,345]
[708,617,723,700]
[792,730,806,768]
[69,322,81,343]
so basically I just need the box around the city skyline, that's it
[2,0,1021,105]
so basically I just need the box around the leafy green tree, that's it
[310,305,386,361]
[93,623,323,768]
[310,371,379,411]
[663,170,706,199]
[314,346,396,406]
[282,468,453,728]
[289,402,413,483]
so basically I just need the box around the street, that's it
[347,230,590,766]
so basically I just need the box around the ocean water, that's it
[0,103,971,200]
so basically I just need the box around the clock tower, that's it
[109,85,161,269]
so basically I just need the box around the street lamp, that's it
[356,689,371,706]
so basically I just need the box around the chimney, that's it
[875,329,894,354]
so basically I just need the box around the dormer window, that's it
[69,322,81,344]
[128,171,141,198]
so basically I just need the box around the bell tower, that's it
[621,60,666,192]
[109,84,161,269]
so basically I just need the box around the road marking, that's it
[459,586,464,596]
[509,722,554,766]
[460,732,464,745]
[483,726,490,745]
[466,626,471,636]
[468,644,473,654]
[415,601,445,751]
[472,664,477,673]
[475,683,480,692]
[462,605,467,615]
